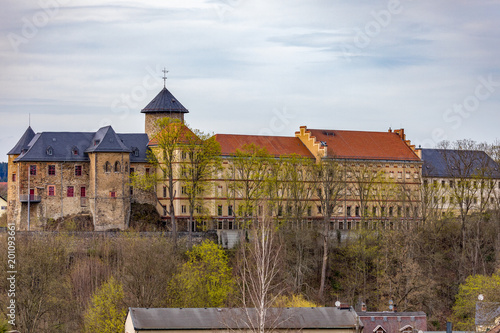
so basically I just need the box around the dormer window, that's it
[46,146,53,156]
[94,140,100,146]
[132,147,139,157]
[72,146,79,155]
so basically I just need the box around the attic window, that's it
[72,147,79,155]
[132,147,139,157]
[94,140,100,146]
[172,99,176,103]
[46,146,53,156]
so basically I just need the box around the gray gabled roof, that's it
[7,126,35,155]
[15,132,94,162]
[141,87,189,114]
[12,126,149,163]
[128,307,360,331]
[421,148,500,179]
[85,126,131,153]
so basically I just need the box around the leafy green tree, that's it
[180,128,221,244]
[451,272,500,331]
[170,240,234,307]
[84,276,127,333]
[0,317,10,333]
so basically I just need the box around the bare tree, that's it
[314,158,344,301]
[237,217,285,333]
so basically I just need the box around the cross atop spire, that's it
[162,67,168,88]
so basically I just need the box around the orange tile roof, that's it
[215,134,314,158]
[303,128,420,161]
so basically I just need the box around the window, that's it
[80,187,86,198]
[372,206,377,216]
[355,206,360,217]
[389,206,393,217]
[397,206,402,217]
[217,185,223,197]
[228,205,233,216]
[145,168,150,176]
[346,206,351,216]
[258,205,263,216]
[46,146,53,156]
[397,171,402,179]
[307,206,312,216]
[47,185,55,196]
[163,206,167,216]
[67,186,74,197]
[163,186,167,198]
[30,165,37,176]
[181,205,187,213]
[12,173,16,182]
[130,167,135,175]
[73,165,82,176]
[130,186,134,196]
[389,171,394,178]
[110,191,116,198]
[181,186,186,195]
[405,172,410,179]
[104,162,111,173]
[441,180,446,186]
[218,205,223,216]
[72,146,79,155]
[46,165,55,176]
[317,205,322,214]
[450,180,454,188]
[114,161,121,173]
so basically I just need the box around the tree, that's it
[314,158,344,301]
[274,294,319,307]
[84,276,127,333]
[237,217,285,333]
[451,272,500,331]
[227,143,272,226]
[180,128,221,244]
[169,240,234,308]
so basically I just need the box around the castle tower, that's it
[141,86,189,139]
[85,126,132,230]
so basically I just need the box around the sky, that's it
[1,0,500,162]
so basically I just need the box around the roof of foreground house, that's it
[7,126,35,155]
[128,307,360,331]
[420,149,500,178]
[357,311,427,333]
[301,128,420,161]
[215,134,314,158]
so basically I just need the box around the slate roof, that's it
[85,126,131,153]
[420,149,500,178]
[215,134,315,158]
[7,126,35,155]
[303,129,420,161]
[141,87,189,114]
[11,126,149,163]
[128,307,360,331]
[357,312,427,333]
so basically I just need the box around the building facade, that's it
[8,84,427,231]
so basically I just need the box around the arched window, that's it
[104,161,111,173]
[114,161,121,173]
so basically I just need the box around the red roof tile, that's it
[215,134,314,158]
[305,129,420,161]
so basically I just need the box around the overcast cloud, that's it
[1,0,499,161]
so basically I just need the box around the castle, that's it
[9,83,497,232]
